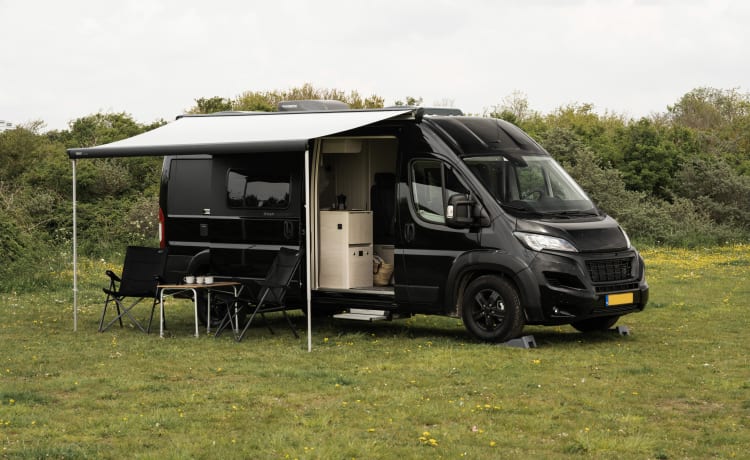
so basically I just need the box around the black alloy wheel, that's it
[461,275,525,342]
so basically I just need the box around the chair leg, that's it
[99,296,126,332]
[147,298,161,333]
[100,298,148,333]
[235,290,272,342]
[281,310,299,339]
[214,299,242,338]
[235,306,258,342]
[99,295,113,332]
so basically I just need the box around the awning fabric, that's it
[67,108,414,158]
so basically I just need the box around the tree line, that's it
[1,84,749,286]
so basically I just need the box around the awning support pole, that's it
[304,148,313,352]
[72,159,78,332]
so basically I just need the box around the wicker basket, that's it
[373,262,394,286]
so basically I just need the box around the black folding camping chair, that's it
[215,247,302,342]
[99,246,167,333]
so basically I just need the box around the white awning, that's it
[67,108,414,158]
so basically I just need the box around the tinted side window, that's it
[168,158,212,214]
[227,170,290,209]
[410,159,468,224]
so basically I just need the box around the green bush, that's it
[0,218,28,266]
[0,217,66,292]
[563,150,749,246]
[673,157,750,228]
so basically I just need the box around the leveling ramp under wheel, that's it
[500,335,538,349]
[612,325,631,336]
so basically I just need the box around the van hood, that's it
[515,215,629,252]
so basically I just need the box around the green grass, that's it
[1,246,749,459]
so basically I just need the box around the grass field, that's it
[1,246,748,459]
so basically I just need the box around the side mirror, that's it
[446,194,488,228]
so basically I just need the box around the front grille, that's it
[586,258,632,283]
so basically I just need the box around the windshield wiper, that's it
[500,202,544,216]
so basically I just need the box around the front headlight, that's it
[513,231,578,252]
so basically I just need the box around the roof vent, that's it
[278,100,350,112]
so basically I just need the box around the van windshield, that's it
[464,155,599,217]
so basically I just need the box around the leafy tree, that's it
[232,92,276,112]
[486,91,537,126]
[668,87,750,172]
[563,149,741,246]
[614,118,685,199]
[393,96,423,107]
[49,112,164,149]
[673,157,750,228]
[0,122,61,183]
[195,84,386,113]
[192,96,233,114]
[668,87,750,130]
[533,126,592,166]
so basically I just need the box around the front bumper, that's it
[525,249,649,325]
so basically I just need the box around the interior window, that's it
[410,159,468,224]
[227,170,290,209]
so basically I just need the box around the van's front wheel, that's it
[461,275,524,342]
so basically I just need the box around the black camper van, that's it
[154,104,647,342]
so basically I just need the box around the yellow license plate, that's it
[606,292,634,306]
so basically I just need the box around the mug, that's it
[195,276,205,284]
[184,275,195,284]
[204,275,214,284]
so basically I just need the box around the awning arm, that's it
[304,148,312,352]
[72,159,78,331]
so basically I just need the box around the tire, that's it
[571,315,620,333]
[461,275,525,342]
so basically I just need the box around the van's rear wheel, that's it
[461,275,524,342]
[571,315,620,332]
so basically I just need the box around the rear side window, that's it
[167,158,212,214]
[227,170,291,209]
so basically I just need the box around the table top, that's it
[158,281,241,290]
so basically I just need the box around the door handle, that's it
[283,221,294,240]
[404,223,415,243]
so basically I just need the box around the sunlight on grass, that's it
[1,246,748,458]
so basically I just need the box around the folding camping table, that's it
[157,282,242,338]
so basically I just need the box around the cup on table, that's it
[204,275,214,284]
[184,275,195,284]
[195,276,205,284]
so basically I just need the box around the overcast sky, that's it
[2,0,749,131]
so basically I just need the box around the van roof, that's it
[426,117,546,156]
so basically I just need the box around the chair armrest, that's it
[105,270,121,283]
